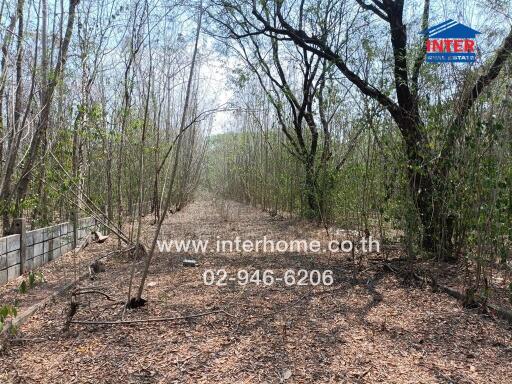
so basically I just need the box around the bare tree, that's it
[210,0,512,259]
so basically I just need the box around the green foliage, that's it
[0,304,17,333]
[18,280,27,294]
[0,198,17,217]
[20,196,39,212]
[230,67,250,88]
[28,271,45,288]
[447,113,511,265]
[19,271,45,294]
[207,127,360,223]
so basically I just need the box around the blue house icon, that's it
[420,19,481,39]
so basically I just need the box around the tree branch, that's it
[456,26,512,122]
[411,0,430,95]
[355,0,389,22]
[249,1,401,121]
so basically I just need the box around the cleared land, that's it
[0,200,511,383]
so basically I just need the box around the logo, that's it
[420,19,481,63]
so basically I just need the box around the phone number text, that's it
[202,269,334,286]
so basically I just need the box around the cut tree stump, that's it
[92,231,109,243]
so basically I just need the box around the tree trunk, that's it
[303,159,318,218]
[12,0,79,225]
[135,4,203,303]
[399,117,455,261]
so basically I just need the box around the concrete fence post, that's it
[12,218,26,275]
[72,211,78,249]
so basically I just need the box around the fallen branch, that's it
[487,303,512,323]
[96,246,136,261]
[384,262,512,323]
[0,271,90,347]
[73,289,116,302]
[77,234,91,252]
[69,309,234,326]
[11,337,48,343]
[1,245,130,344]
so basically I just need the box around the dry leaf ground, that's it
[0,200,511,383]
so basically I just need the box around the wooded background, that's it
[0,0,511,301]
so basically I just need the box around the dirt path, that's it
[1,199,511,383]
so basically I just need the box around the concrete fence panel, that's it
[0,217,98,285]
